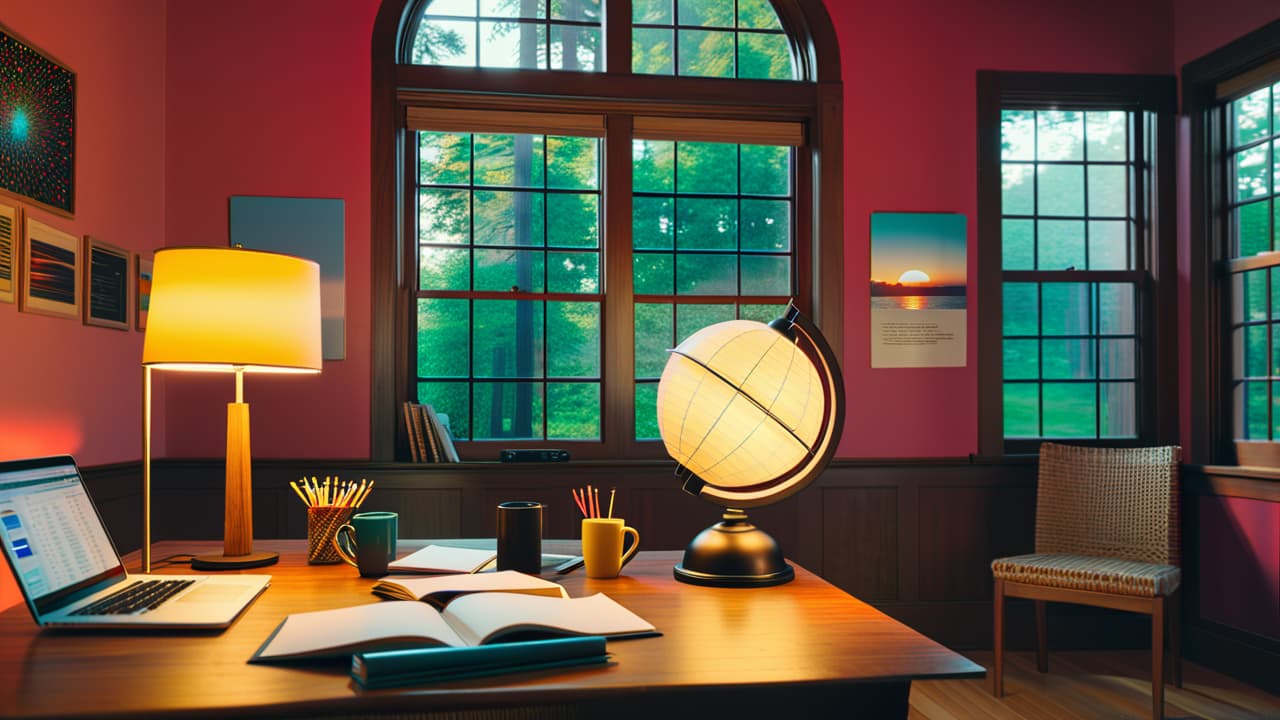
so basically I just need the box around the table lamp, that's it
[141,247,321,571]
[656,303,845,587]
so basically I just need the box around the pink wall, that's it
[827,0,1173,456]
[161,0,378,459]
[1199,495,1280,639]
[0,1,167,467]
[0,0,167,613]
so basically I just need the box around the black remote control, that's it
[500,449,571,462]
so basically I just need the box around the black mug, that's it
[496,501,542,574]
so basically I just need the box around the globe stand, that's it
[673,509,794,587]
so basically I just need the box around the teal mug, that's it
[333,511,398,577]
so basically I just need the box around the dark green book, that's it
[351,636,609,689]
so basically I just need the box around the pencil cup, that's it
[307,506,352,564]
[581,518,639,579]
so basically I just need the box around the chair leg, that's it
[1034,599,1048,673]
[993,579,1005,697]
[1170,589,1182,688]
[1152,596,1165,720]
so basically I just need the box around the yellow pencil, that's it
[289,481,311,507]
[607,487,616,518]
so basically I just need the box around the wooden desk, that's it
[0,540,983,718]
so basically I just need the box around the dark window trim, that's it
[369,0,844,461]
[976,71,1178,457]
[1184,20,1280,467]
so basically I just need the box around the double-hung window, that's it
[977,73,1177,455]
[371,0,843,460]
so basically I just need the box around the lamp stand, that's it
[192,371,278,570]
[673,509,794,587]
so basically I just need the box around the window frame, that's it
[976,71,1178,456]
[370,0,844,461]
[1184,21,1280,467]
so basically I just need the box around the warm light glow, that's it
[656,320,824,490]
[142,247,322,373]
[897,269,930,285]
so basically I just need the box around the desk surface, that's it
[0,540,983,719]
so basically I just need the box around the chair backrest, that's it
[1034,443,1182,566]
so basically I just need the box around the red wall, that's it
[0,0,167,612]
[161,0,378,459]
[0,1,167,467]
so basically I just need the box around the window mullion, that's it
[603,114,636,456]
[603,0,632,74]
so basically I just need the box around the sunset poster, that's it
[869,212,966,368]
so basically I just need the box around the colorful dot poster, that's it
[0,25,75,215]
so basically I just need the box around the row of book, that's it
[403,402,459,463]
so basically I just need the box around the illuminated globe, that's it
[656,306,844,587]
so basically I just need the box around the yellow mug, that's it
[581,518,639,579]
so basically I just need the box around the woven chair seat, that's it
[992,553,1181,598]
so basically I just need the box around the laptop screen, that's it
[0,457,125,614]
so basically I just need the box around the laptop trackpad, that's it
[175,585,245,604]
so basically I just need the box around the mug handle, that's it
[619,526,640,568]
[332,524,359,568]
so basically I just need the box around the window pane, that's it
[1242,380,1268,439]
[474,191,545,246]
[478,21,546,69]
[1001,110,1035,161]
[1232,86,1271,148]
[1086,111,1127,161]
[1004,383,1039,437]
[420,246,470,290]
[1099,338,1135,379]
[678,29,735,78]
[635,383,660,440]
[474,249,545,291]
[738,0,782,29]
[475,134,545,188]
[1236,268,1267,322]
[413,19,476,66]
[740,255,790,295]
[678,142,738,194]
[418,298,470,377]
[1100,382,1136,438]
[1042,339,1095,379]
[634,0,672,24]
[1003,339,1038,380]
[741,144,790,196]
[1003,282,1038,336]
[634,197,675,249]
[419,189,471,244]
[474,382,543,439]
[1088,220,1128,270]
[418,381,470,441]
[480,0,546,18]
[1042,383,1096,437]
[1235,145,1270,202]
[473,300,545,377]
[741,200,790,251]
[1037,111,1084,161]
[1098,283,1134,335]
[635,303,674,377]
[547,136,599,190]
[546,301,599,377]
[634,140,675,193]
[1038,164,1084,216]
[738,33,793,81]
[677,253,737,294]
[1041,283,1091,336]
[1087,165,1127,217]
[427,0,476,16]
[420,132,471,185]
[678,0,734,27]
[632,28,674,74]
[677,198,737,249]
[1037,220,1084,270]
[1001,219,1034,270]
[550,25,600,71]
[547,193,599,248]
[739,303,786,323]
[1002,163,1034,215]
[548,383,599,439]
[550,0,600,21]
[1245,324,1268,377]
[634,252,674,294]
[547,251,599,293]
[1236,200,1270,257]
[676,303,734,341]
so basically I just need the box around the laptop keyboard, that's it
[71,579,196,616]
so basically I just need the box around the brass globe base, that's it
[673,509,795,588]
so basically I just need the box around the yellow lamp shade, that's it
[142,247,322,373]
[656,319,825,492]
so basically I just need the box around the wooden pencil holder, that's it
[307,506,353,564]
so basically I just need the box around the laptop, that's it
[0,455,269,629]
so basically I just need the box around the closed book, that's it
[386,544,497,575]
[351,635,608,689]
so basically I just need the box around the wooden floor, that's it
[909,651,1280,720]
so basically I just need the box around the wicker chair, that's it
[991,442,1182,719]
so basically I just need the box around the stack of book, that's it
[403,402,459,463]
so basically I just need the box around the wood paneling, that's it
[822,487,898,602]
[918,485,1035,601]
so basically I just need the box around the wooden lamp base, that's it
[195,400,276,571]
[191,550,278,570]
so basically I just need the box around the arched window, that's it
[370,0,843,461]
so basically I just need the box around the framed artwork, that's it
[135,255,153,331]
[82,236,131,330]
[0,200,18,303]
[0,23,76,216]
[229,195,346,359]
[20,217,80,318]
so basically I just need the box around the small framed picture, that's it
[83,236,131,330]
[0,200,18,304]
[20,217,80,318]
[135,254,153,331]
